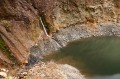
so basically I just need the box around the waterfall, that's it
[40,16,50,37]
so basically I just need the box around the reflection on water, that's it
[44,36,120,79]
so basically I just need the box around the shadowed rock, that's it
[0,50,12,64]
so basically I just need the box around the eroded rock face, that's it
[0,0,43,65]
[0,0,120,66]
[52,0,120,30]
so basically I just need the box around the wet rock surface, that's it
[27,23,120,79]
[28,38,62,66]
[53,23,120,46]
[29,23,120,64]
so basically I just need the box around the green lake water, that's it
[44,36,120,79]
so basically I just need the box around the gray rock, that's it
[59,64,85,79]
[30,23,120,65]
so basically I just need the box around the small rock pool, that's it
[44,36,120,79]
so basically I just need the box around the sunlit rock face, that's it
[52,0,120,30]
[25,0,120,32]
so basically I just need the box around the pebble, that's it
[0,72,7,78]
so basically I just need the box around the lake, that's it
[44,36,120,79]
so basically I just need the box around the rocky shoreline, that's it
[0,0,119,78]
[24,61,85,79]
[18,22,118,79]
[29,23,120,64]
[1,23,120,79]
[20,23,120,79]
[0,62,85,79]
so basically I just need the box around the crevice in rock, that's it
[39,15,51,37]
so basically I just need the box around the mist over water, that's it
[45,36,120,79]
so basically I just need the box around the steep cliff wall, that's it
[0,0,42,65]
[0,0,120,66]
[47,0,120,31]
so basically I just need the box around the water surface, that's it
[44,36,120,79]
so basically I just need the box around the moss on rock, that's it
[0,36,16,64]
